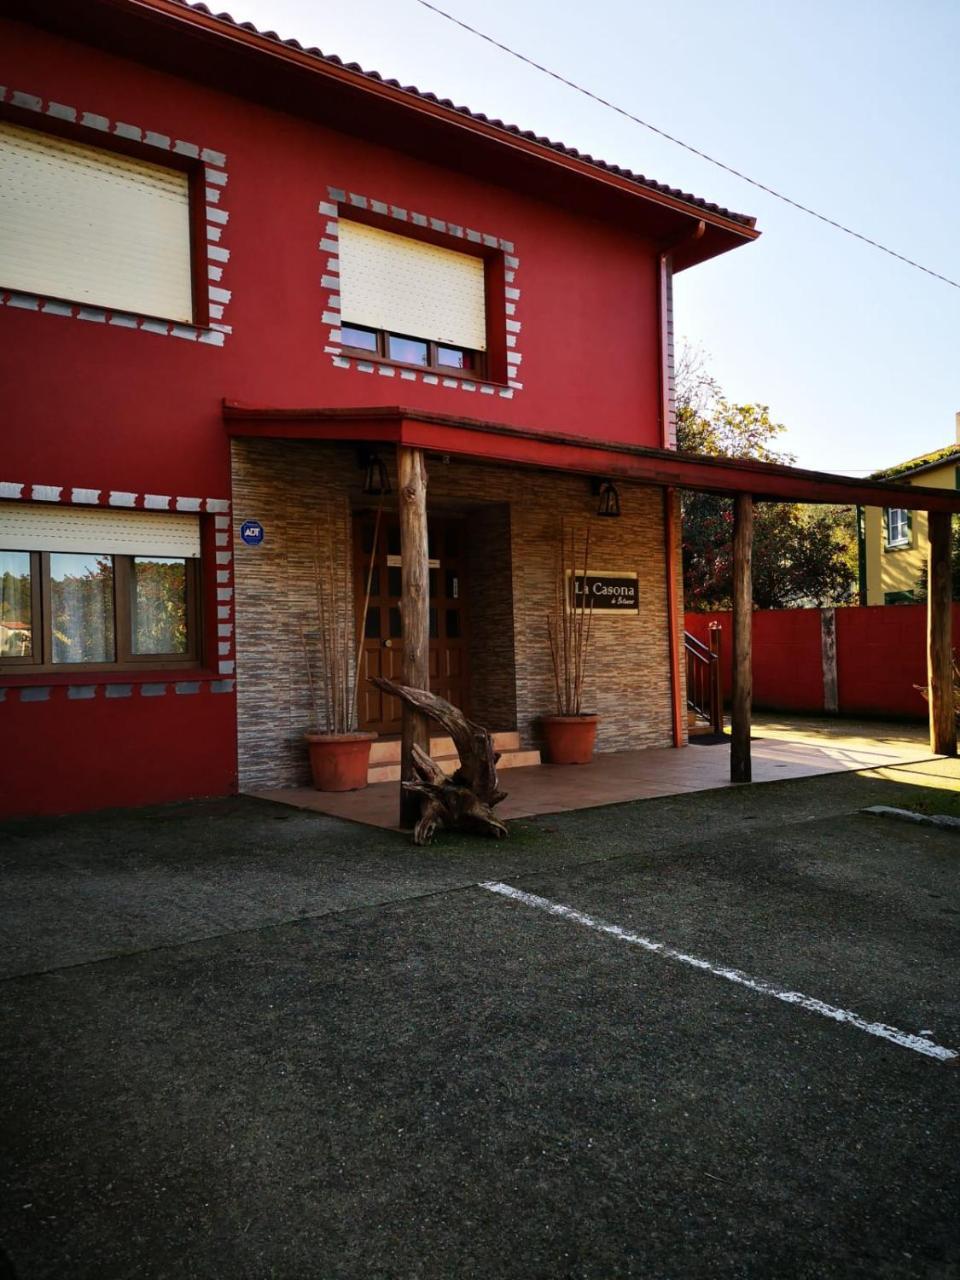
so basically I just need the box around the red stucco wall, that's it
[685,604,959,719]
[0,15,670,816]
[0,16,664,499]
[1,684,237,818]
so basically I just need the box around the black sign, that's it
[571,572,639,613]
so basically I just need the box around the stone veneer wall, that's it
[501,469,679,755]
[231,439,357,789]
[231,439,684,790]
[463,503,517,732]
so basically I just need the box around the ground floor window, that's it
[1,508,202,671]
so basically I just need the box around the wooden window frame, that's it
[339,323,487,381]
[0,549,202,674]
[0,100,210,329]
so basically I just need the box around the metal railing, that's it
[684,623,723,735]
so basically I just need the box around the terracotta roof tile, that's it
[170,0,756,228]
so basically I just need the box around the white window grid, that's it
[886,508,909,547]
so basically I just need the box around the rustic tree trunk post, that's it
[927,510,956,756]
[731,493,753,783]
[397,445,431,825]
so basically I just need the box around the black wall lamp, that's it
[593,478,621,518]
[359,449,391,496]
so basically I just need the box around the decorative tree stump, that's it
[370,676,508,845]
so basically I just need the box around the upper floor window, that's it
[337,219,486,376]
[0,505,202,671]
[0,120,195,323]
[885,507,910,548]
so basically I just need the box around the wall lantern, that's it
[360,450,391,496]
[594,479,621,518]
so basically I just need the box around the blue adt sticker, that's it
[240,520,264,546]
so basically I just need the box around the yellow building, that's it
[861,419,960,605]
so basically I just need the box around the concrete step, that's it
[368,730,520,766]
[367,746,540,785]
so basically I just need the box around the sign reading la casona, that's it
[569,571,640,613]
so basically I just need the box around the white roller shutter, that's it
[338,219,486,351]
[0,504,201,558]
[0,121,193,322]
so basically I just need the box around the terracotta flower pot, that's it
[305,732,376,791]
[540,714,599,765]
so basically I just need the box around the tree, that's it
[677,347,857,611]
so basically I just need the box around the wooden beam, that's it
[927,510,956,756]
[731,493,753,783]
[397,445,431,825]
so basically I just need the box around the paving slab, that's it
[254,717,945,830]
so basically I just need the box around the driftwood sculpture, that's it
[370,676,508,846]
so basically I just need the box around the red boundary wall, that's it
[685,604,960,719]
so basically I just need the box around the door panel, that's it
[354,513,470,735]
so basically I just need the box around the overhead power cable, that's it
[414,0,960,291]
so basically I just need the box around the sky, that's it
[221,0,958,474]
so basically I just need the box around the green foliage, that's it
[133,559,188,654]
[677,349,858,611]
[913,521,960,603]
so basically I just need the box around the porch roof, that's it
[223,402,960,512]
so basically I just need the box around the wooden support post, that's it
[397,445,431,825]
[820,608,839,714]
[927,510,956,756]
[663,487,684,747]
[731,493,753,783]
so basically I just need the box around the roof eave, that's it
[65,0,759,262]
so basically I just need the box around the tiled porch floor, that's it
[252,715,943,831]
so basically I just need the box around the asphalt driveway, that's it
[1,766,958,1279]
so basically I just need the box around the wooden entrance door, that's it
[355,513,469,734]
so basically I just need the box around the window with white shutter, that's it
[0,505,202,670]
[0,120,194,322]
[337,220,487,373]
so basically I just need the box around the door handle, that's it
[384,639,393,649]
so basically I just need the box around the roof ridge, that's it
[166,0,756,228]
[872,443,960,479]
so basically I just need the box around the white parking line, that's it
[481,882,958,1063]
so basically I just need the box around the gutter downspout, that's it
[657,219,705,449]
[658,220,704,745]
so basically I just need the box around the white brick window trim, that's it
[0,86,232,346]
[320,186,523,398]
[0,483,237,696]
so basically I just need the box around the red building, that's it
[3,1,951,818]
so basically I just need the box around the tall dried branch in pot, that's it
[302,511,356,735]
[546,520,594,715]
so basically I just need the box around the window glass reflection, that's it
[437,346,474,370]
[132,556,188,655]
[387,334,429,366]
[0,550,32,658]
[341,324,378,352]
[50,552,115,663]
